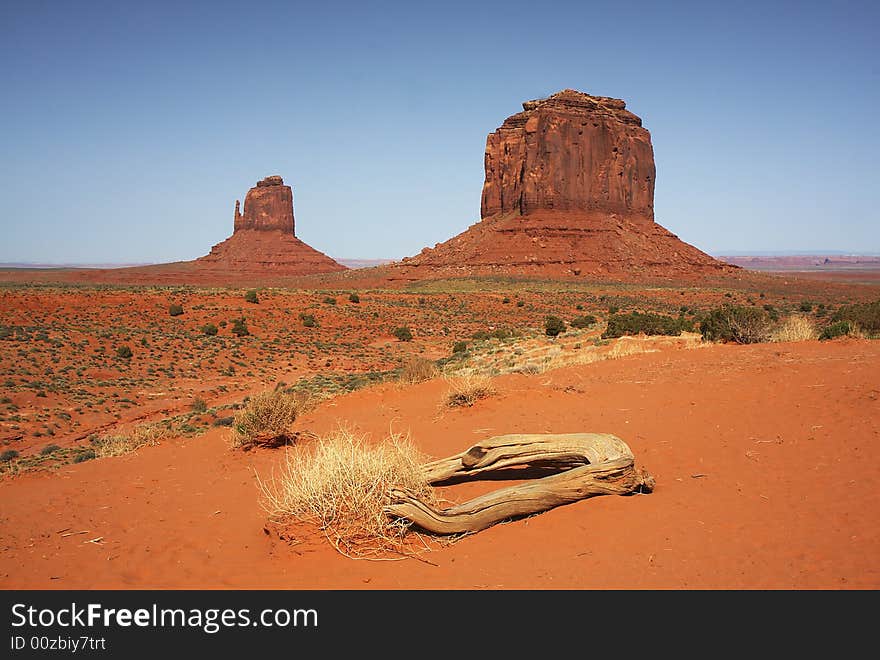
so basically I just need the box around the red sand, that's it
[1,338,877,589]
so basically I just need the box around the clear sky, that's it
[1,0,877,263]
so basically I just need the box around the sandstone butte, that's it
[393,89,736,279]
[195,175,346,275]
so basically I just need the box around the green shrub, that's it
[40,444,61,456]
[799,301,813,313]
[202,323,218,336]
[0,449,19,462]
[831,300,880,336]
[502,297,510,304]
[602,312,689,339]
[700,305,771,344]
[323,296,337,305]
[545,316,566,337]
[348,293,360,303]
[452,340,468,354]
[516,301,525,307]
[300,313,317,328]
[393,326,413,342]
[231,318,250,337]
[191,397,208,413]
[819,321,853,341]
[73,449,96,463]
[212,416,234,427]
[244,290,259,304]
[168,304,184,316]
[570,315,597,329]
[115,345,133,359]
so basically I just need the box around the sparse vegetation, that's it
[570,315,597,329]
[299,313,317,328]
[1,449,19,462]
[91,423,170,458]
[444,374,496,408]
[544,316,566,337]
[700,305,771,344]
[168,304,184,316]
[771,315,818,342]
[348,293,360,303]
[244,290,259,304]
[819,320,855,341]
[603,312,689,339]
[830,300,880,336]
[231,390,303,449]
[258,428,434,557]
[398,356,438,384]
[231,318,250,337]
[452,340,468,354]
[201,323,218,336]
[393,326,413,342]
[115,345,133,359]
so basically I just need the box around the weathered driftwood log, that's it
[385,433,654,535]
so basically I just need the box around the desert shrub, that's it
[516,300,525,307]
[232,390,303,449]
[502,297,510,304]
[231,318,249,337]
[212,416,234,427]
[771,315,818,342]
[299,313,317,328]
[168,304,184,316]
[393,326,413,342]
[819,321,855,341]
[202,323,218,336]
[602,312,688,339]
[570,315,597,329]
[73,449,96,463]
[545,316,566,337]
[799,301,813,313]
[444,374,496,408]
[699,305,771,344]
[348,293,360,303]
[398,356,439,384]
[244,290,259,304]
[608,305,620,314]
[191,397,208,413]
[0,449,19,462]
[115,345,133,359]
[323,296,337,305]
[831,300,880,336]
[452,340,468,354]
[92,423,169,458]
[40,444,61,456]
[258,428,434,556]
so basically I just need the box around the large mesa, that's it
[397,89,733,279]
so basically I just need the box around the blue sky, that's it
[1,0,877,263]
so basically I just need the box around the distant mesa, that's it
[196,175,346,275]
[396,89,734,278]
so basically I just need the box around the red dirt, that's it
[2,338,877,589]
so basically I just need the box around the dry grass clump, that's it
[771,315,818,342]
[443,374,496,408]
[232,390,305,449]
[258,428,435,557]
[397,355,439,385]
[93,423,170,458]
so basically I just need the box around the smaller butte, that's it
[197,175,346,275]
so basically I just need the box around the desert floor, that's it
[2,336,877,589]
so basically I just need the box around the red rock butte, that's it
[395,89,734,278]
[196,175,346,275]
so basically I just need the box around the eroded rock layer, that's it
[397,89,733,278]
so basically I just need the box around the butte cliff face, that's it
[398,89,732,278]
[197,176,346,275]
